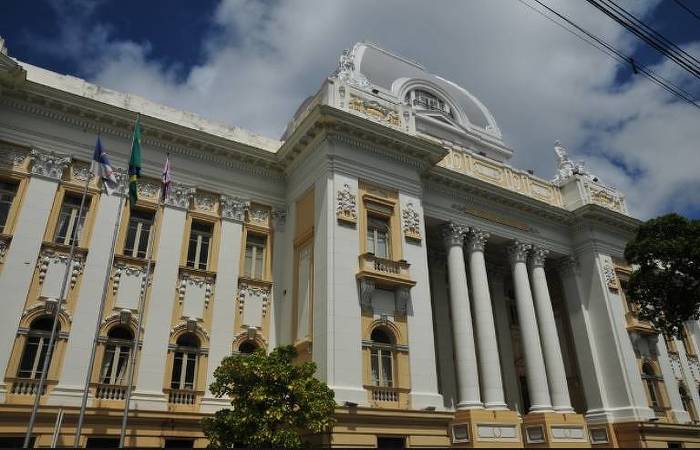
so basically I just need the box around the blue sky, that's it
[1,0,699,219]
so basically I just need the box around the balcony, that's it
[365,385,409,409]
[625,311,656,335]
[356,253,415,290]
[10,379,46,396]
[167,388,198,405]
[95,383,127,400]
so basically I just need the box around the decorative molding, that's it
[220,195,248,222]
[177,271,215,309]
[558,256,579,276]
[237,283,272,318]
[466,228,489,252]
[669,353,683,380]
[165,182,194,209]
[37,249,84,291]
[30,148,70,180]
[247,205,270,227]
[401,202,421,241]
[348,95,400,127]
[507,240,532,264]
[336,183,358,225]
[476,424,518,441]
[550,426,586,441]
[72,161,92,182]
[442,222,467,248]
[601,259,619,292]
[529,246,549,268]
[272,208,287,231]
[0,145,29,169]
[112,263,149,297]
[0,235,10,263]
[21,301,72,326]
[137,181,160,201]
[194,191,217,212]
[170,320,209,343]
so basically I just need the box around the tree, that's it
[202,345,336,448]
[624,213,700,337]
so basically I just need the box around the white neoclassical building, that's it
[0,40,699,448]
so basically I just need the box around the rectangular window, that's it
[0,181,18,233]
[244,233,267,279]
[367,216,390,259]
[124,209,154,258]
[54,194,90,246]
[370,348,393,387]
[171,351,197,390]
[186,221,213,270]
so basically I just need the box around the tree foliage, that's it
[202,345,336,448]
[624,213,700,337]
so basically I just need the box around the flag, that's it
[161,154,172,201]
[128,116,142,207]
[91,135,118,194]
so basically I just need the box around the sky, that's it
[1,0,699,220]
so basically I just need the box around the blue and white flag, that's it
[92,135,118,194]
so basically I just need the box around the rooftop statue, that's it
[334,46,370,89]
[552,141,598,185]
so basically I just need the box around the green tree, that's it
[624,213,700,337]
[202,345,336,448]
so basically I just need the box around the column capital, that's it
[165,182,195,210]
[442,222,467,248]
[529,246,550,268]
[30,148,70,181]
[558,255,580,275]
[507,240,532,264]
[465,228,490,252]
[220,195,249,222]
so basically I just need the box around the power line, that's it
[672,0,700,23]
[513,0,700,110]
[585,0,700,80]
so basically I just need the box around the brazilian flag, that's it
[128,116,142,207]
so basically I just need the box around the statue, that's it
[552,140,598,185]
[334,46,370,89]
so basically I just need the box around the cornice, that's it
[571,203,641,235]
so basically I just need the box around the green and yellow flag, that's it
[128,116,142,207]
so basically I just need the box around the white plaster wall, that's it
[115,271,144,311]
[41,258,71,299]
[131,206,187,410]
[49,192,123,405]
[399,192,443,409]
[182,282,208,320]
[428,257,457,409]
[0,175,58,399]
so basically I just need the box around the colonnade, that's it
[441,223,573,413]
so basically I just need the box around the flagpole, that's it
[74,172,127,444]
[118,193,160,448]
[24,158,94,449]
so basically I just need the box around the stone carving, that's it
[112,168,129,195]
[335,46,370,89]
[37,250,84,291]
[558,256,579,275]
[165,182,194,209]
[550,426,585,440]
[178,272,215,308]
[0,236,9,263]
[552,141,598,186]
[30,149,70,180]
[220,195,248,221]
[587,182,626,213]
[238,283,272,317]
[669,353,683,380]
[466,228,489,252]
[72,162,92,182]
[401,203,421,241]
[601,260,619,291]
[442,222,467,247]
[194,192,217,212]
[507,240,532,264]
[336,184,358,224]
[112,264,149,296]
[170,320,209,341]
[686,356,700,383]
[359,278,375,313]
[0,147,29,168]
[272,209,288,231]
[247,205,270,226]
[349,95,400,127]
[477,424,517,439]
[529,246,549,267]
[137,181,160,200]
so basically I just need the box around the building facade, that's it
[0,40,699,447]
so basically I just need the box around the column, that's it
[131,183,193,410]
[528,247,573,412]
[200,195,246,412]
[0,150,68,400]
[507,241,552,412]
[442,223,481,409]
[466,229,506,409]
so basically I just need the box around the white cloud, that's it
[25,0,700,218]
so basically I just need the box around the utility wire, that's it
[585,0,700,79]
[514,0,700,110]
[672,0,700,23]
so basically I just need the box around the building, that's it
[0,39,699,447]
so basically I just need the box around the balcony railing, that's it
[357,253,414,289]
[11,379,46,396]
[95,384,127,400]
[167,389,197,405]
[370,387,399,403]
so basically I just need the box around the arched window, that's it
[99,326,134,385]
[171,333,200,390]
[641,362,663,409]
[405,89,453,117]
[238,341,258,355]
[370,328,394,388]
[17,317,59,379]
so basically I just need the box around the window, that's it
[186,221,212,270]
[405,89,453,117]
[682,327,696,356]
[244,233,266,279]
[370,328,394,388]
[642,362,663,409]
[99,326,133,385]
[0,181,18,233]
[124,209,154,258]
[238,341,258,355]
[17,317,58,379]
[367,216,390,259]
[680,384,697,420]
[171,334,199,390]
[54,194,90,246]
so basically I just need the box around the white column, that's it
[200,195,245,413]
[131,184,192,410]
[442,223,482,409]
[466,229,506,409]
[0,150,68,400]
[529,247,573,413]
[507,241,552,412]
[49,190,123,405]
